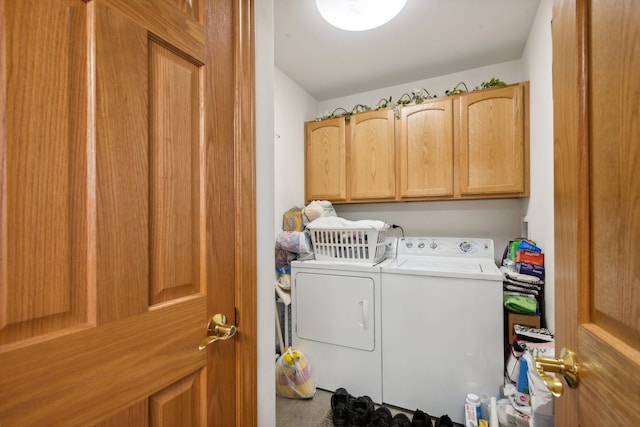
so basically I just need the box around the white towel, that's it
[306,216,388,231]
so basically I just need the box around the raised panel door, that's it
[0,0,254,425]
[458,84,528,196]
[305,118,347,202]
[398,99,454,198]
[349,109,396,201]
[553,0,640,424]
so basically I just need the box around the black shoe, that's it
[367,406,393,426]
[411,409,433,427]
[348,395,375,427]
[331,388,352,426]
[390,413,411,427]
[434,415,453,427]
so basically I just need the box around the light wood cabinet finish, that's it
[398,98,454,198]
[304,82,529,204]
[458,84,528,196]
[305,117,347,201]
[349,109,396,200]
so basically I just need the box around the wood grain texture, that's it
[94,2,150,323]
[0,296,207,426]
[349,109,396,200]
[233,0,258,424]
[94,400,148,427]
[149,41,201,305]
[399,99,454,198]
[305,118,347,202]
[458,84,526,196]
[552,0,581,420]
[1,0,257,424]
[150,371,203,426]
[0,0,89,344]
[553,0,640,424]
[101,0,205,62]
[589,0,640,346]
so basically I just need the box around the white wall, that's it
[334,199,525,263]
[317,60,524,118]
[255,0,276,425]
[521,0,555,331]
[274,69,318,236]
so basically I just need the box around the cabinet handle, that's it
[359,300,369,330]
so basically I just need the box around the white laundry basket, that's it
[307,219,389,263]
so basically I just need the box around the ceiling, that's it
[274,0,541,101]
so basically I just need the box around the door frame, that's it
[205,0,257,424]
[552,0,583,423]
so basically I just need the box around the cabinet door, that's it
[398,99,454,198]
[305,117,347,202]
[294,273,375,351]
[458,84,528,196]
[349,109,396,200]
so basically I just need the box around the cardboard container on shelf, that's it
[515,250,545,266]
[508,312,541,344]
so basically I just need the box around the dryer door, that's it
[295,272,375,351]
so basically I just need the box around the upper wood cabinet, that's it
[349,109,396,201]
[305,117,347,202]
[458,83,529,196]
[304,81,529,204]
[398,98,454,199]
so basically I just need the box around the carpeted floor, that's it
[315,410,334,427]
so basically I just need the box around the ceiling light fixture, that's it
[315,0,408,32]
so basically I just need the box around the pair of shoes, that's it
[367,406,392,426]
[348,395,375,426]
[411,409,433,427]
[390,413,411,427]
[434,414,453,427]
[332,388,353,426]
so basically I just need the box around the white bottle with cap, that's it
[465,393,481,425]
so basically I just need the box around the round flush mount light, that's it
[315,0,408,32]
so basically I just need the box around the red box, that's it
[515,250,544,266]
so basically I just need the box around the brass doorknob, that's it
[534,347,580,397]
[198,314,237,350]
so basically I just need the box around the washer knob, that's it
[418,242,425,249]
[406,242,413,248]
[460,241,471,252]
[429,241,437,250]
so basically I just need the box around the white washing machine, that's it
[291,250,395,403]
[381,237,503,423]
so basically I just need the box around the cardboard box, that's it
[515,250,544,266]
[508,312,541,344]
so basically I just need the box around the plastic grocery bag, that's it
[275,347,316,399]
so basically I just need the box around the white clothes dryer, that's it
[291,255,394,403]
[380,237,503,423]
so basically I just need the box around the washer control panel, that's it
[397,237,494,258]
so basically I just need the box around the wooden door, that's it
[305,117,347,203]
[0,0,256,425]
[398,99,454,199]
[349,109,396,201]
[458,84,528,197]
[553,0,640,425]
